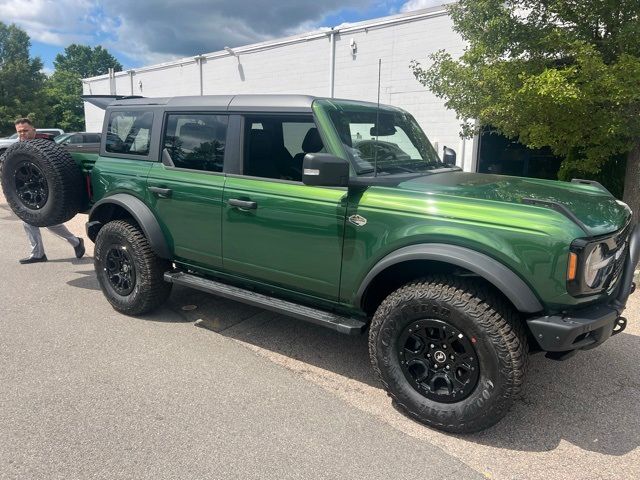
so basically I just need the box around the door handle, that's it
[148,186,172,198]
[228,198,257,210]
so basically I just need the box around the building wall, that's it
[83,7,474,169]
[202,39,331,96]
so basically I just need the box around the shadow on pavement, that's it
[67,268,101,291]
[167,286,639,456]
[467,331,640,456]
[49,257,93,265]
[168,285,376,385]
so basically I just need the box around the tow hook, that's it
[612,317,627,336]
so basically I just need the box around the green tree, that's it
[411,0,640,224]
[0,22,47,135]
[53,44,122,79]
[46,45,122,131]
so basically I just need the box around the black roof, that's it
[82,94,402,113]
[83,94,315,112]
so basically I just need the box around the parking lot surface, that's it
[1,194,638,479]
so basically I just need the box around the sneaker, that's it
[74,237,85,259]
[19,255,48,264]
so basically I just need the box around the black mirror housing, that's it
[302,153,350,187]
[443,146,456,166]
[369,125,397,136]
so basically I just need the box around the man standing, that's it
[13,118,85,264]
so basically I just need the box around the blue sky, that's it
[0,0,444,72]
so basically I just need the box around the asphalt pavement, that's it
[0,197,638,479]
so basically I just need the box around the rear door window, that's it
[163,113,228,172]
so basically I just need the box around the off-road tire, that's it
[95,220,172,315]
[0,139,86,226]
[369,276,528,433]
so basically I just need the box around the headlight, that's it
[583,243,614,288]
[568,224,630,297]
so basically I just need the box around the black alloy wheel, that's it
[368,276,528,433]
[14,161,49,210]
[94,220,172,315]
[398,319,480,403]
[105,246,136,296]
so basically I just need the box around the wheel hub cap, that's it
[398,319,480,403]
[105,246,136,296]
[14,161,49,210]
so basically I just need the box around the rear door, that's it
[146,112,229,268]
[221,114,347,301]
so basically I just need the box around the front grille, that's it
[604,221,632,291]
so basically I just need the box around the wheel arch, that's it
[357,244,544,316]
[87,193,170,259]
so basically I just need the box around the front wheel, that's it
[94,220,172,315]
[369,276,528,433]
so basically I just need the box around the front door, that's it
[222,115,347,301]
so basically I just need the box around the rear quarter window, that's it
[106,111,154,156]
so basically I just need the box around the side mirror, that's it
[443,146,456,166]
[302,153,349,187]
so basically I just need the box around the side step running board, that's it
[164,271,367,335]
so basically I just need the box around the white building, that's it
[82,5,478,170]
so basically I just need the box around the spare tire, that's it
[0,139,86,227]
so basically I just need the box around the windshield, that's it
[317,99,443,175]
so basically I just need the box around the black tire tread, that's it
[0,139,85,226]
[95,220,171,315]
[368,275,528,433]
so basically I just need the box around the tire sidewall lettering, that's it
[372,284,510,430]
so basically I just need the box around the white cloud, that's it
[2,0,396,67]
[400,0,447,13]
[0,0,98,46]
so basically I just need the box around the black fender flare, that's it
[87,193,170,259]
[356,244,544,314]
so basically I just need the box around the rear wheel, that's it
[94,220,172,315]
[369,276,528,433]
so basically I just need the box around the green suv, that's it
[2,94,638,433]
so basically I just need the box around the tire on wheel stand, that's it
[95,220,172,315]
[0,139,86,227]
[369,275,528,433]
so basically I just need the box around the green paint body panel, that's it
[146,163,225,268]
[71,151,99,175]
[83,97,632,321]
[90,156,153,203]
[340,182,590,311]
[221,176,347,300]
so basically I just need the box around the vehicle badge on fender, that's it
[348,214,367,227]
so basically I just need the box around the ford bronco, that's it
[2,94,638,433]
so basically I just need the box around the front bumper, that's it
[527,304,627,352]
[527,223,639,353]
